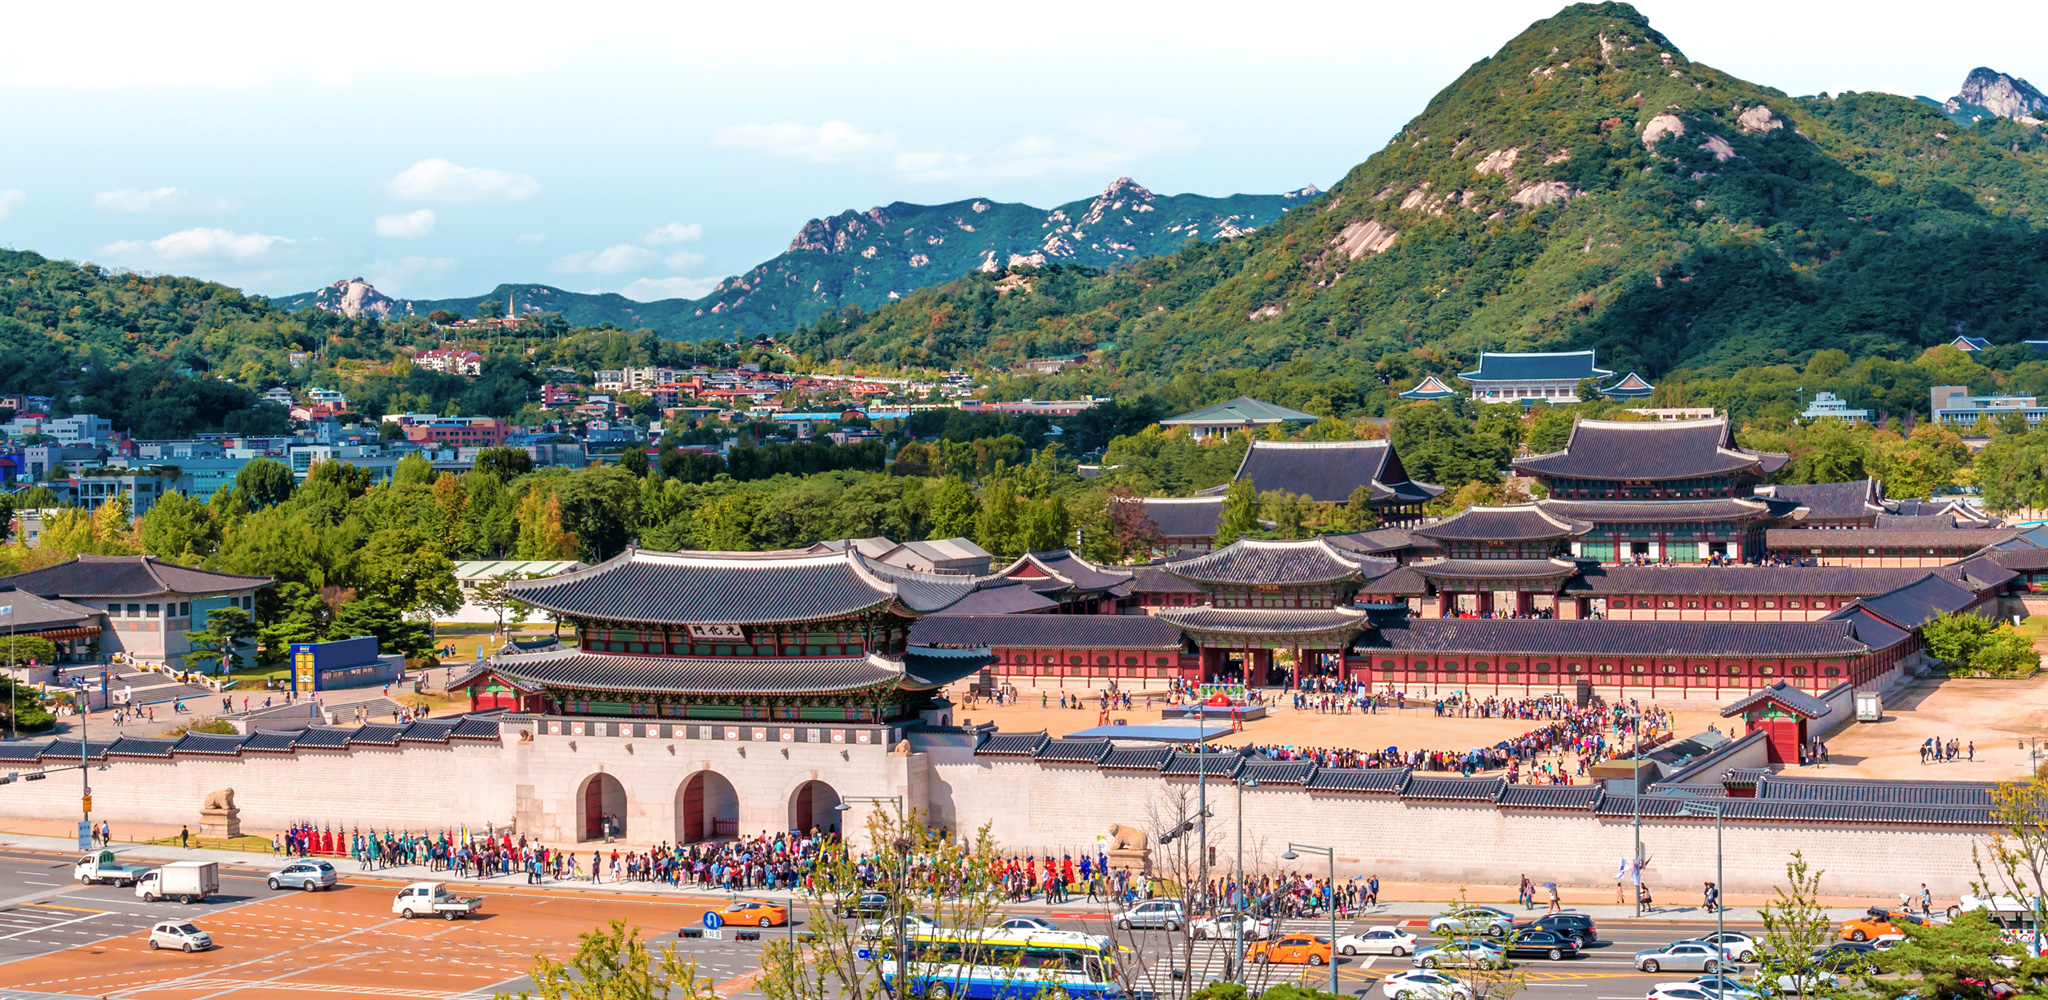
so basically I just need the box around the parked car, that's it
[1428,906,1517,938]
[1812,941,1879,973]
[147,921,214,953]
[1193,912,1273,941]
[719,900,789,927]
[1634,941,1733,974]
[1696,932,1759,963]
[1503,929,1581,961]
[1414,940,1508,969]
[266,860,338,892]
[1247,933,1333,966]
[838,891,892,918]
[1338,926,1419,957]
[1842,907,1926,942]
[1381,970,1473,1000]
[1113,899,1186,931]
[1757,969,1841,995]
[1519,912,1598,947]
[995,916,1061,932]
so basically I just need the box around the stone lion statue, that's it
[1107,822,1147,852]
[202,788,236,812]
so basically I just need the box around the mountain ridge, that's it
[273,177,1319,339]
[772,2,2048,391]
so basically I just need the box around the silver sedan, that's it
[1635,941,1736,974]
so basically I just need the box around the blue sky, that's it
[0,0,2029,303]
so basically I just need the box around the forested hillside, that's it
[776,3,2048,414]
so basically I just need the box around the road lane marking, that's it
[0,911,104,940]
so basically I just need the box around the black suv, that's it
[1518,913,1598,947]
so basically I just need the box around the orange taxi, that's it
[1247,933,1334,966]
[1841,908,1924,941]
[717,899,791,927]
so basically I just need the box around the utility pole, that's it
[1233,776,1259,983]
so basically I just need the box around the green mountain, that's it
[273,178,1317,339]
[774,2,2048,402]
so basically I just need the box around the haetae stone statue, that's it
[199,788,240,839]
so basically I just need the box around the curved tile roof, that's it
[1514,417,1788,481]
[503,548,978,624]
[1232,439,1444,505]
[473,648,909,696]
[1410,558,1583,582]
[1538,497,1787,523]
[911,614,1186,650]
[1165,538,1384,587]
[1459,350,1610,383]
[1411,505,1590,542]
[0,555,271,600]
[1159,606,1369,636]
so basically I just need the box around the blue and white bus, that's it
[876,929,1124,999]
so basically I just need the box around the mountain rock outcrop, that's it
[1923,67,2048,124]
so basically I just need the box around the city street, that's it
[0,843,1777,1000]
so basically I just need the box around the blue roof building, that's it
[1459,351,1612,404]
[1601,372,1656,400]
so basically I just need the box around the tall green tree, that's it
[138,490,217,563]
[183,606,256,674]
[1213,477,1262,548]
[236,458,296,508]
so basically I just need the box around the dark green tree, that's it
[236,458,296,508]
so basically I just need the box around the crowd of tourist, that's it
[1233,695,1674,783]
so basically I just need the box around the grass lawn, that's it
[2019,617,2048,642]
[135,832,275,853]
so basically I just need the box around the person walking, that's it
[179,825,190,849]
[1519,875,1534,910]
[1920,884,1934,916]
[1547,882,1563,913]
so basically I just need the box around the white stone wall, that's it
[926,753,1988,897]
[0,729,1994,897]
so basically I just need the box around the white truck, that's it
[392,881,482,920]
[136,861,220,904]
[74,849,151,887]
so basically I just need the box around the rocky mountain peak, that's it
[1956,67,2048,120]
[313,277,395,320]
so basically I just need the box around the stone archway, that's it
[677,770,739,843]
[578,772,627,842]
[789,779,840,836]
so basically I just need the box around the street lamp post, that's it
[1233,777,1260,982]
[1681,800,1725,1000]
[1280,843,1336,997]
[838,796,908,1000]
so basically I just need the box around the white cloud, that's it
[895,115,1203,183]
[107,227,293,262]
[388,158,539,203]
[552,244,658,274]
[375,208,436,238]
[514,233,548,246]
[92,187,230,213]
[0,190,22,220]
[360,256,458,295]
[663,251,705,270]
[620,275,720,302]
[710,120,899,163]
[644,221,703,245]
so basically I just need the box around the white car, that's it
[860,914,938,940]
[995,916,1061,932]
[1414,940,1508,969]
[1382,970,1474,1000]
[1696,932,1760,963]
[147,921,214,953]
[1192,912,1273,941]
[1647,985,1717,1000]
[1686,975,1761,999]
[1339,926,1419,957]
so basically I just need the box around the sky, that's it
[0,0,2031,304]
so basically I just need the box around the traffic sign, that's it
[702,911,724,930]
[81,794,92,814]
[76,821,90,851]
